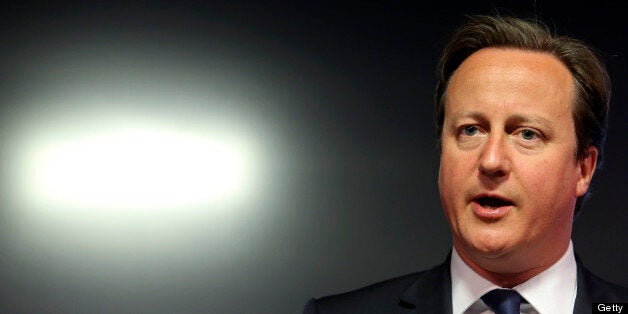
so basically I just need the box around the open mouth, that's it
[476,196,513,209]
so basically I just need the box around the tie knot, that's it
[481,289,523,314]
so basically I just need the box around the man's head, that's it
[435,15,610,215]
[435,16,609,285]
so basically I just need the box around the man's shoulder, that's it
[578,263,628,302]
[304,262,451,313]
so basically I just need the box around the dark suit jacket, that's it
[304,254,628,314]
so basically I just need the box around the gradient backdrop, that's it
[1,1,626,313]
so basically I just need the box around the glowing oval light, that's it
[25,126,255,211]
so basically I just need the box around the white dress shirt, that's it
[450,241,578,314]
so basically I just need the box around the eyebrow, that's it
[506,114,554,130]
[449,111,556,131]
[448,111,488,124]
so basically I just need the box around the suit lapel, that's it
[573,255,626,314]
[574,256,604,314]
[398,253,453,314]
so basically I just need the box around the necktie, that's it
[481,289,523,314]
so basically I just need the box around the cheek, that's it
[516,157,578,210]
[438,152,467,203]
[440,145,472,177]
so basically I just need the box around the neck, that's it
[454,241,570,288]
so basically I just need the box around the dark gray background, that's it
[0,1,625,313]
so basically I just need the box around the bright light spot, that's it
[0,41,287,285]
[25,126,254,210]
[6,114,270,280]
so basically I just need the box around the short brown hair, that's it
[435,15,610,214]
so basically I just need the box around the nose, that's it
[478,132,511,178]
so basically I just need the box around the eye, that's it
[519,129,539,140]
[462,125,479,136]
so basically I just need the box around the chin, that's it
[467,233,515,259]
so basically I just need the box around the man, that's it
[304,15,627,313]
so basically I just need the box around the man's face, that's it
[438,48,597,273]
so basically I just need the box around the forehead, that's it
[445,48,575,118]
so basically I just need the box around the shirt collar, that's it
[450,241,577,314]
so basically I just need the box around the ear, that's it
[575,146,598,197]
